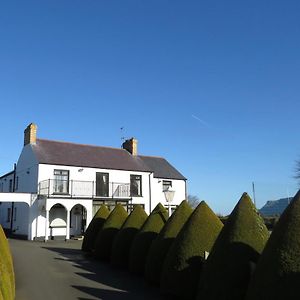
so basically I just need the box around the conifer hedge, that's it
[161,201,223,300]
[111,205,148,268]
[0,226,15,300]
[129,203,168,275]
[197,193,269,300]
[94,204,128,260]
[82,205,110,252]
[245,190,300,300]
[145,200,193,284]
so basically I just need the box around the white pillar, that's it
[45,210,49,242]
[66,209,70,240]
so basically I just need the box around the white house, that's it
[0,123,187,241]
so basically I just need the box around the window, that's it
[130,175,142,197]
[53,170,69,194]
[163,180,172,191]
[7,208,11,222]
[9,179,13,192]
[14,207,17,221]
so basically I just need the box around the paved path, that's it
[9,239,164,300]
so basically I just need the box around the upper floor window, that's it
[130,175,142,197]
[163,180,172,191]
[53,170,69,194]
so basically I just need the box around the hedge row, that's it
[82,191,300,300]
[0,226,15,300]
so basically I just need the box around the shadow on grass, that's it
[42,245,164,300]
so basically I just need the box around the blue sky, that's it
[1,1,299,214]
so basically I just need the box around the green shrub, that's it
[111,205,148,268]
[129,203,168,275]
[197,193,269,300]
[94,204,128,260]
[0,225,15,300]
[145,200,193,284]
[82,205,110,252]
[161,201,223,300]
[245,190,300,300]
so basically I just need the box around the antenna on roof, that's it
[120,127,126,145]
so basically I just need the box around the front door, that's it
[96,172,109,197]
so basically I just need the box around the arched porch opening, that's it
[70,204,87,237]
[49,203,67,240]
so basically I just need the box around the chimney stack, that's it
[24,123,37,146]
[122,138,138,155]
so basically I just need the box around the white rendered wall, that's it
[150,175,187,211]
[16,144,39,193]
[38,164,151,213]
[29,197,93,239]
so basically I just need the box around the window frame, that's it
[162,180,172,191]
[130,174,142,197]
[53,169,70,195]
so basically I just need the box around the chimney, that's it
[24,123,37,146]
[122,138,138,155]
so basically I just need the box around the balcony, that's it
[38,179,131,199]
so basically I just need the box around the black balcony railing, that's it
[38,179,131,198]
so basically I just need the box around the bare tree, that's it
[187,194,201,209]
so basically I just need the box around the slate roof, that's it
[139,155,186,180]
[31,139,186,180]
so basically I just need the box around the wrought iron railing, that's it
[38,179,131,198]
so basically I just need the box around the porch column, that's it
[66,209,70,240]
[45,210,49,242]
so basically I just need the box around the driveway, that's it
[9,239,164,300]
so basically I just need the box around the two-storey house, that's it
[0,123,187,240]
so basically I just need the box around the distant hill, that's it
[259,198,291,216]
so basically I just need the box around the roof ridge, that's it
[138,154,165,159]
[37,138,127,152]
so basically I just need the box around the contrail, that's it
[191,114,210,128]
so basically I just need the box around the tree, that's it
[187,194,201,209]
[161,201,223,300]
[197,193,269,300]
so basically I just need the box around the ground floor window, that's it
[7,208,11,222]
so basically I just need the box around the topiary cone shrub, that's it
[111,205,148,268]
[0,225,15,300]
[197,193,269,300]
[245,190,300,300]
[82,205,110,252]
[94,204,128,260]
[145,200,193,284]
[129,203,168,275]
[161,201,223,300]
